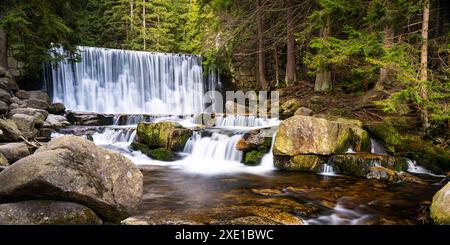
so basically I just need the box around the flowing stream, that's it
[45,47,442,225]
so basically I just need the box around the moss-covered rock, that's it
[273,116,371,156]
[366,166,398,182]
[243,150,266,166]
[274,155,325,172]
[135,121,192,151]
[280,99,301,119]
[330,153,407,177]
[131,142,177,161]
[430,182,450,224]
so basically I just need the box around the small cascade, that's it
[406,159,445,177]
[214,115,279,128]
[92,128,136,145]
[345,146,355,153]
[257,134,277,171]
[319,163,336,176]
[186,132,243,162]
[370,138,386,155]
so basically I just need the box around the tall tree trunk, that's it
[142,0,146,50]
[0,28,8,70]
[314,17,332,92]
[256,0,267,90]
[419,0,430,130]
[130,0,134,33]
[375,26,394,90]
[285,0,296,86]
[273,44,280,87]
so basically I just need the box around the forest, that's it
[0,0,449,227]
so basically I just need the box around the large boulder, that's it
[49,102,65,115]
[11,113,37,138]
[134,122,192,151]
[26,90,51,104]
[14,90,29,100]
[0,135,143,222]
[431,182,450,225]
[0,143,30,163]
[294,107,313,116]
[0,77,19,92]
[24,98,50,111]
[66,111,114,126]
[0,200,102,225]
[274,155,325,171]
[366,166,399,182]
[10,107,49,127]
[273,116,371,156]
[0,119,23,142]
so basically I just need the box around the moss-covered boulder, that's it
[131,142,177,161]
[135,121,192,151]
[430,182,450,224]
[280,99,301,119]
[274,116,371,156]
[366,166,398,182]
[0,200,102,225]
[330,153,408,177]
[274,155,325,171]
[243,150,266,166]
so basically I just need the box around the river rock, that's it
[430,182,450,224]
[24,98,50,111]
[43,114,71,129]
[329,153,408,177]
[274,116,371,156]
[10,107,49,127]
[15,90,29,100]
[294,107,313,116]
[0,89,11,104]
[11,113,37,138]
[0,77,18,92]
[367,166,399,182]
[0,119,23,142]
[134,121,192,151]
[0,153,8,167]
[0,135,143,222]
[49,102,65,115]
[280,99,301,119]
[66,111,114,126]
[0,101,8,115]
[0,200,102,225]
[26,90,51,104]
[236,128,274,151]
[0,143,30,163]
[274,155,325,171]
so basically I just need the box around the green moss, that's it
[149,148,176,161]
[244,150,266,166]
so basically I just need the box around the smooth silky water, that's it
[46,46,442,225]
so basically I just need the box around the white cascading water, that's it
[406,159,445,177]
[44,46,207,114]
[319,163,336,176]
[370,138,386,155]
[215,115,279,128]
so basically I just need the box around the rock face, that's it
[135,122,192,151]
[10,108,49,127]
[0,200,102,225]
[430,182,450,225]
[0,143,30,163]
[0,135,143,222]
[0,119,22,142]
[274,116,371,156]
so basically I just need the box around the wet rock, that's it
[10,107,49,127]
[397,172,425,184]
[280,98,301,119]
[131,143,178,161]
[49,102,65,115]
[0,89,11,104]
[274,116,371,156]
[236,128,273,151]
[24,98,50,111]
[36,128,53,142]
[0,119,23,142]
[251,188,283,196]
[0,200,102,225]
[26,90,51,104]
[330,153,408,177]
[367,166,399,182]
[0,143,30,163]
[14,90,29,100]
[66,111,114,126]
[134,121,192,151]
[0,101,8,115]
[274,155,325,172]
[43,114,70,129]
[430,182,450,224]
[243,150,266,165]
[0,135,143,222]
[294,107,313,116]
[225,216,281,225]
[11,114,37,138]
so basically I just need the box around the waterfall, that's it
[258,134,276,171]
[184,132,243,162]
[406,159,445,177]
[370,138,386,155]
[319,163,336,176]
[215,115,279,128]
[44,46,209,114]
[92,128,136,145]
